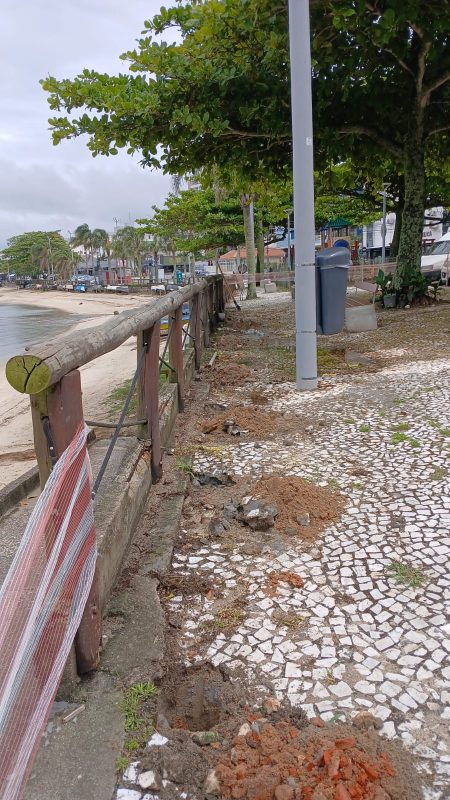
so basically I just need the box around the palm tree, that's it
[92,228,112,270]
[71,224,94,270]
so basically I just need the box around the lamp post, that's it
[286,210,293,271]
[288,0,318,391]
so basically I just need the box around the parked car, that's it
[421,231,450,284]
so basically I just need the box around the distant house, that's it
[219,247,286,271]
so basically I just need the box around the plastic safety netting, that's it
[0,424,96,800]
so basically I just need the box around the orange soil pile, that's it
[213,364,253,386]
[253,476,345,540]
[265,571,304,597]
[203,405,280,436]
[215,719,420,800]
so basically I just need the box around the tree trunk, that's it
[394,120,425,292]
[390,179,404,260]
[240,194,257,300]
[256,213,265,286]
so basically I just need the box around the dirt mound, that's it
[203,405,280,437]
[253,476,345,540]
[213,364,253,386]
[215,718,422,800]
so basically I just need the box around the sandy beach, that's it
[0,287,158,489]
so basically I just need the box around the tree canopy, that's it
[0,231,73,277]
[41,0,450,292]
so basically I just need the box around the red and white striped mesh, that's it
[0,423,96,800]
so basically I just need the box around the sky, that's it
[0,0,174,247]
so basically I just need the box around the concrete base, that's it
[264,282,277,294]
[345,304,378,332]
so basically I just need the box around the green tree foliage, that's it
[0,231,73,277]
[41,0,450,293]
[112,226,150,272]
[137,187,244,255]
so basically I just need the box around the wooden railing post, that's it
[169,307,185,412]
[203,288,210,348]
[208,282,216,329]
[30,370,102,677]
[191,294,203,369]
[138,321,162,481]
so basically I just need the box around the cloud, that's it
[0,0,172,247]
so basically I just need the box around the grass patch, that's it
[441,427,450,437]
[392,432,420,448]
[175,459,195,477]
[104,379,138,416]
[317,347,348,376]
[327,477,341,490]
[359,424,370,433]
[386,560,426,589]
[378,409,387,417]
[428,419,440,428]
[393,398,405,406]
[351,481,363,489]
[393,422,410,432]
[121,682,157,732]
[430,467,448,481]
[115,755,128,773]
[343,418,355,424]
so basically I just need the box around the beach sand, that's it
[0,287,158,489]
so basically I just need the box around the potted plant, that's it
[375,269,396,308]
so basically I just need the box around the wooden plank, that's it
[139,322,162,481]
[6,277,218,395]
[169,307,185,412]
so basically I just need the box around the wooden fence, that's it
[5,276,224,674]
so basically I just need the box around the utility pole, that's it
[288,0,318,391]
[286,210,292,271]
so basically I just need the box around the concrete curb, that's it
[0,466,39,519]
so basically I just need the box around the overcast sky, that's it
[0,0,174,247]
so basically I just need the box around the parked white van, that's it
[421,231,450,285]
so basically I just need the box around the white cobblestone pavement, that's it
[166,349,450,799]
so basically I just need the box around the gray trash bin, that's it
[315,247,350,335]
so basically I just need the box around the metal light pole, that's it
[288,0,318,391]
[286,210,292,271]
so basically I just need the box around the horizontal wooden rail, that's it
[6,278,219,395]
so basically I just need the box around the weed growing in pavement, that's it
[343,418,355,424]
[327,477,341,490]
[351,482,363,489]
[175,459,195,477]
[201,605,245,633]
[393,398,405,405]
[392,432,421,448]
[359,424,370,433]
[386,560,426,589]
[115,755,128,773]
[428,419,440,428]
[430,467,448,481]
[393,422,410,432]
[125,739,140,753]
[329,712,345,724]
[423,387,434,393]
[121,682,157,732]
[378,410,387,417]
[441,427,450,437]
